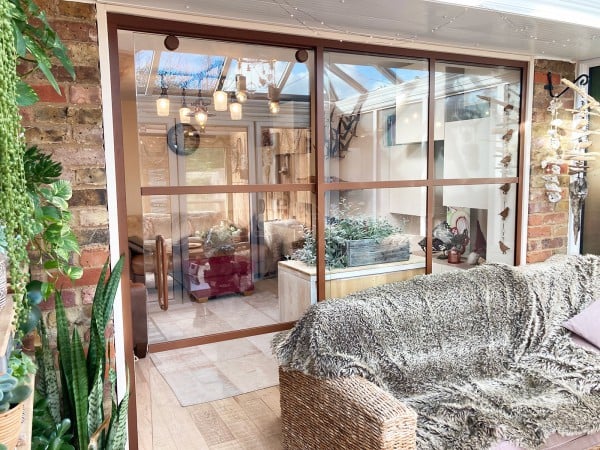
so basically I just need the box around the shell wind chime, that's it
[543,74,599,241]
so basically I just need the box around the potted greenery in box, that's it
[293,201,407,269]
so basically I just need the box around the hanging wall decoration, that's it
[544,73,600,241]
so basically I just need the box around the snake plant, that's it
[36,256,129,450]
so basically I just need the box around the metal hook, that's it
[545,71,589,98]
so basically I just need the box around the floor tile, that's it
[200,338,262,363]
[246,332,278,356]
[161,365,242,406]
[215,352,279,394]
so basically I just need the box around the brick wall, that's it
[527,60,576,263]
[19,1,107,326]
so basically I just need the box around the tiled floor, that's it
[135,352,282,450]
[149,333,279,406]
[147,279,280,344]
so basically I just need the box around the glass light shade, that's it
[195,108,208,126]
[230,101,242,120]
[156,96,170,116]
[179,106,191,123]
[269,100,280,114]
[213,90,228,111]
[235,75,247,103]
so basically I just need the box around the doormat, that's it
[149,334,279,406]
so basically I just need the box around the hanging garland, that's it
[0,0,34,328]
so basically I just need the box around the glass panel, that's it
[302,188,427,299]
[132,192,314,343]
[132,32,313,187]
[431,183,517,274]
[434,62,522,179]
[324,52,428,181]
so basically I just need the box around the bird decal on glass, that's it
[499,183,510,194]
[500,154,512,167]
[499,207,509,220]
[499,241,510,254]
[502,129,514,142]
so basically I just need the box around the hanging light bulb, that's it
[179,87,191,123]
[213,90,228,111]
[156,75,170,116]
[268,84,280,114]
[235,74,247,103]
[230,99,242,120]
[195,106,208,127]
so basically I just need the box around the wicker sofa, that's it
[276,256,600,450]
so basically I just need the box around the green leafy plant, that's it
[202,222,238,257]
[293,201,402,269]
[25,145,82,282]
[8,0,75,106]
[0,349,35,412]
[37,256,129,450]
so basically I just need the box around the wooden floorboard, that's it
[135,356,282,449]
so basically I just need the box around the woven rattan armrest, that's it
[279,367,417,450]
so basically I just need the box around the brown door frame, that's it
[105,13,529,448]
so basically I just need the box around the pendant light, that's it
[268,84,280,114]
[230,98,242,120]
[213,90,228,111]
[195,106,208,127]
[235,74,248,103]
[156,75,170,117]
[179,87,191,123]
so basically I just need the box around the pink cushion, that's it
[563,300,600,350]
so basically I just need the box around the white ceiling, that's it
[100,0,600,61]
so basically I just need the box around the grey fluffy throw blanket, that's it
[273,255,600,449]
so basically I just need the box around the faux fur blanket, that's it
[273,255,600,449]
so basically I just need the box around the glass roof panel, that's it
[335,64,392,92]
[222,59,290,94]
[134,50,154,94]
[155,52,225,91]
[390,67,429,83]
[281,63,310,96]
[325,68,360,100]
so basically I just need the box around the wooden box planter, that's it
[346,236,410,267]
[278,255,426,322]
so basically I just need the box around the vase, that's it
[0,401,25,449]
[0,254,6,311]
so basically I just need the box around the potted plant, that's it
[202,222,238,259]
[293,201,407,269]
[0,349,35,449]
[35,256,129,450]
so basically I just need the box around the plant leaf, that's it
[70,330,89,450]
[16,80,38,106]
[55,291,74,421]
[36,320,61,424]
[87,368,104,444]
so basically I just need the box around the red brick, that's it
[541,212,568,225]
[32,84,67,103]
[528,214,544,226]
[526,250,553,264]
[41,288,76,311]
[69,85,101,105]
[541,237,564,249]
[80,246,110,268]
[54,267,103,289]
[528,226,551,238]
[50,20,97,42]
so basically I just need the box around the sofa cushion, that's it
[563,299,600,350]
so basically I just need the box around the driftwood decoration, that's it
[327,95,365,158]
